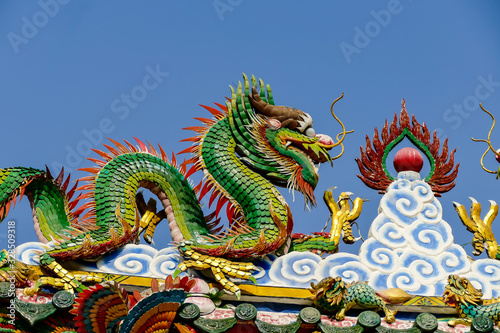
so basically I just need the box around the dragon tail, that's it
[0,166,81,243]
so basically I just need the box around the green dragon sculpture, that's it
[308,276,411,324]
[443,275,500,326]
[0,74,352,297]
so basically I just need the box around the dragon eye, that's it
[305,127,316,138]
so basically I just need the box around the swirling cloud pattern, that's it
[15,242,46,265]
[260,175,500,296]
[359,239,400,273]
[268,251,321,287]
[406,220,453,254]
[11,175,500,298]
[369,214,407,248]
[316,253,371,283]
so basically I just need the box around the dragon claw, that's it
[176,250,255,298]
[250,276,257,285]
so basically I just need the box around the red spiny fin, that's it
[171,153,177,166]
[78,192,94,200]
[179,160,187,175]
[158,144,169,163]
[199,181,213,201]
[180,136,201,143]
[75,184,94,192]
[226,204,235,223]
[182,126,207,134]
[78,167,101,175]
[184,165,199,180]
[72,205,85,216]
[133,137,148,152]
[102,144,120,157]
[83,161,102,173]
[77,176,96,183]
[208,189,221,208]
[18,185,27,202]
[212,225,224,234]
[123,139,138,152]
[178,146,197,155]
[213,102,228,112]
[180,158,196,173]
[11,194,17,208]
[91,148,114,161]
[200,104,224,118]
[207,217,221,229]
[204,211,217,222]
[193,117,216,126]
[45,165,53,179]
[193,181,202,195]
[147,141,159,157]
[215,196,228,218]
[68,199,80,211]
[107,138,129,154]
[61,174,71,192]
[67,181,79,199]
[55,167,65,186]
[79,202,95,211]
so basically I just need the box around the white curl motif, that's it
[369,214,407,249]
[359,239,399,274]
[15,242,46,265]
[96,244,157,276]
[150,248,182,278]
[113,253,152,274]
[411,181,434,202]
[387,268,435,295]
[440,245,470,274]
[407,220,452,254]
[380,189,421,227]
[268,251,321,287]
[417,199,442,223]
[471,259,500,291]
[388,179,412,191]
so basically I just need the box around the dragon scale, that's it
[193,117,291,257]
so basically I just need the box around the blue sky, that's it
[1,1,500,258]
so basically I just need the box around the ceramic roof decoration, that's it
[2,75,500,332]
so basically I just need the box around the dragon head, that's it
[443,275,483,307]
[309,276,347,307]
[231,75,349,207]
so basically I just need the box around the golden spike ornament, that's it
[453,198,499,259]
[323,187,366,246]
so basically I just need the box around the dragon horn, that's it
[249,86,276,116]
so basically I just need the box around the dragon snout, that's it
[316,134,334,147]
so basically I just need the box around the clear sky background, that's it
[1,1,500,260]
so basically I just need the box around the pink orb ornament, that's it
[393,147,424,173]
[496,148,500,163]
